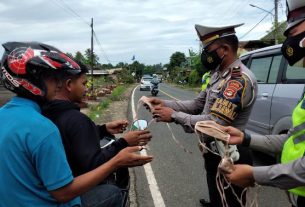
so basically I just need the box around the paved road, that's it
[130,83,290,207]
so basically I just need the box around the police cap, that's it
[195,23,243,48]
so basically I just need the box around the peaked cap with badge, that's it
[285,0,305,36]
[195,23,244,48]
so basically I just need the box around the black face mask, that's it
[281,30,305,66]
[201,47,224,71]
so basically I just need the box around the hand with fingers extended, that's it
[220,126,244,145]
[106,120,129,134]
[122,130,152,146]
[152,106,174,122]
[113,146,154,168]
[224,164,255,188]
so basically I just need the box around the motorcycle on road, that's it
[150,80,159,96]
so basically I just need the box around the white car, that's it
[140,76,153,91]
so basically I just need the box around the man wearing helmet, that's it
[0,41,153,207]
[42,60,152,206]
[219,1,305,207]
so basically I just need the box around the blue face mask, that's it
[281,30,305,66]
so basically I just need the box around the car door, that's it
[270,57,305,134]
[246,52,281,134]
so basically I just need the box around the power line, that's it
[56,1,113,65]
[57,0,90,26]
[93,30,112,65]
[240,10,273,40]
[49,0,90,26]
[49,0,112,65]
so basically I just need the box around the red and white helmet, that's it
[1,41,82,97]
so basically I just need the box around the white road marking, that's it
[131,85,166,207]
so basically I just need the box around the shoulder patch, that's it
[223,80,243,99]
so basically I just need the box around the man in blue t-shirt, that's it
[0,42,153,207]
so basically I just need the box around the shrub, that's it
[188,70,201,87]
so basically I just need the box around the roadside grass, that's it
[88,85,127,120]
[110,86,125,101]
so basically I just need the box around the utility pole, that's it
[90,18,94,92]
[274,0,279,44]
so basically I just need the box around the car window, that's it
[249,56,273,83]
[286,58,305,80]
[241,56,249,66]
[143,78,152,81]
[268,55,282,84]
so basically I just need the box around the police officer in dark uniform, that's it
[148,24,257,206]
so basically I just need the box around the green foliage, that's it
[74,51,87,63]
[110,86,126,101]
[88,99,110,120]
[66,52,74,58]
[117,68,135,84]
[261,21,287,44]
[168,66,182,82]
[188,69,201,87]
[168,51,186,73]
[102,63,114,69]
[189,48,208,76]
[129,61,145,80]
[84,48,99,66]
[115,62,128,68]
[88,85,128,120]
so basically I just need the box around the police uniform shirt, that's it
[249,132,305,206]
[163,59,257,133]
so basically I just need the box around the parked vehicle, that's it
[140,76,153,91]
[240,44,305,136]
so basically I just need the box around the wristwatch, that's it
[242,131,251,147]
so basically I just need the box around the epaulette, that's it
[231,66,242,79]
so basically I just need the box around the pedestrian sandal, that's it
[194,120,230,142]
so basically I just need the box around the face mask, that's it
[201,47,224,71]
[281,30,305,66]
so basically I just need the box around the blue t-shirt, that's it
[0,97,80,207]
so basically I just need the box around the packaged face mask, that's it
[139,96,154,111]
[195,120,229,142]
[195,120,240,162]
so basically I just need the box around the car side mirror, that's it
[131,119,148,130]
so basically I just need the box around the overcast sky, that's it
[0,0,287,65]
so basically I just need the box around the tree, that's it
[116,62,128,69]
[187,48,209,78]
[84,48,100,67]
[66,52,74,58]
[261,21,287,44]
[102,63,114,69]
[74,51,86,63]
[168,52,186,73]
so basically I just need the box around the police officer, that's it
[148,24,257,207]
[221,1,305,207]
